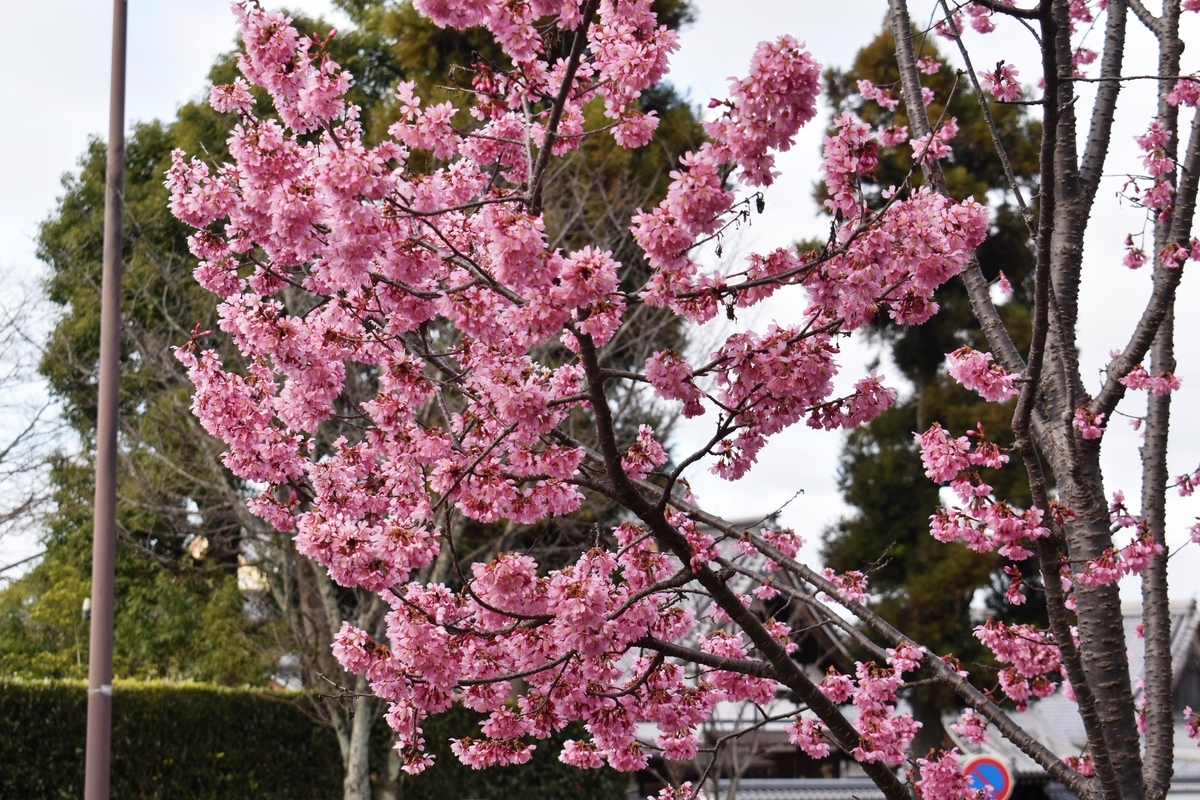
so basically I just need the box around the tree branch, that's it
[674,504,1098,800]
[969,0,1044,18]
[632,638,776,679]
[1139,307,1175,800]
[575,331,912,800]
[937,0,1034,233]
[1127,0,1161,33]
[528,0,601,215]
[890,0,1027,376]
[1092,105,1200,419]
[1079,1,1130,209]
[718,557,891,663]
[771,542,1099,799]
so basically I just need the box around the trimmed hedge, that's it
[0,680,627,800]
[0,680,342,799]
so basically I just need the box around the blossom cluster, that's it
[917,423,1049,560]
[1130,119,1177,217]
[911,118,960,165]
[1058,493,1167,588]
[1119,364,1181,395]
[913,750,985,800]
[1072,407,1106,441]
[1072,530,1164,588]
[790,648,925,767]
[981,62,1021,102]
[975,619,1062,708]
[1064,754,1096,777]
[950,708,989,745]
[857,79,900,111]
[946,346,1020,402]
[936,3,1003,38]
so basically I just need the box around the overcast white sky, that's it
[1,1,1197,600]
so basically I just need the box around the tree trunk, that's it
[343,673,375,800]
[375,734,402,800]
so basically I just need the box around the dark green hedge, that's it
[0,680,342,799]
[0,680,627,800]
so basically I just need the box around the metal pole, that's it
[84,0,127,797]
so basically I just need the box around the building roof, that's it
[714,778,885,800]
[1122,600,1200,699]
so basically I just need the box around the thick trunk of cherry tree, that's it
[1047,2,1146,789]
[1141,310,1176,800]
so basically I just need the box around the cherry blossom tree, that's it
[167,2,1200,800]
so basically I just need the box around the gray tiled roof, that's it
[1044,780,1200,800]
[1122,600,1200,698]
[715,779,886,800]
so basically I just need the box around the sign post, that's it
[963,754,1014,800]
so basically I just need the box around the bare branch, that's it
[937,0,1035,231]
[1127,0,1161,32]
[1079,0,1131,207]
[1092,105,1200,419]
[528,0,601,215]
[969,0,1044,18]
[890,0,1028,378]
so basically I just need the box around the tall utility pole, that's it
[84,0,127,798]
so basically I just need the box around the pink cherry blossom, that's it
[918,56,942,74]
[788,717,831,758]
[822,568,870,605]
[1064,754,1096,776]
[946,346,1020,401]
[917,423,972,483]
[161,0,1189,786]
[1073,407,1106,440]
[982,62,1021,101]
[1124,235,1149,269]
[975,619,1061,706]
[621,424,668,480]
[858,79,900,110]
[951,708,989,745]
[1167,77,1200,107]
[705,35,821,186]
[914,750,979,800]
[1185,707,1200,742]
[911,118,960,165]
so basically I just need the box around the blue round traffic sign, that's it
[963,755,1013,800]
